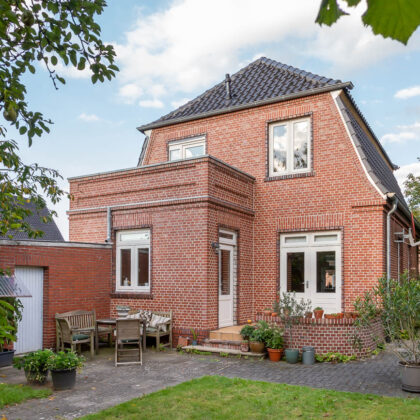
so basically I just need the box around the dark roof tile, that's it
[138,57,349,131]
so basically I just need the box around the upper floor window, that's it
[268,117,311,177]
[116,229,150,293]
[168,136,205,161]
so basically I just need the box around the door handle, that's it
[306,281,309,289]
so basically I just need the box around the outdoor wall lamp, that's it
[211,241,220,253]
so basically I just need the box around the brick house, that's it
[68,57,419,347]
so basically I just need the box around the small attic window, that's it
[168,136,206,161]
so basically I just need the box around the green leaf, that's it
[362,0,420,45]
[50,56,58,66]
[316,0,348,26]
[19,126,27,135]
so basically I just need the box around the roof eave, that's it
[137,81,353,133]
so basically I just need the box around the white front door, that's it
[15,267,44,354]
[280,232,342,313]
[218,244,234,327]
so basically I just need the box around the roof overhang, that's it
[137,81,353,133]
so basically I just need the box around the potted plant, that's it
[263,308,272,316]
[265,327,284,362]
[354,274,420,393]
[191,328,198,346]
[0,298,22,368]
[240,324,255,341]
[47,350,84,390]
[305,311,313,319]
[248,321,269,353]
[278,292,311,363]
[313,307,324,319]
[13,349,53,384]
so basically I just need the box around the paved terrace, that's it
[1,349,418,420]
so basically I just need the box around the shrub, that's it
[0,298,22,351]
[13,349,53,383]
[47,350,84,372]
[240,325,255,340]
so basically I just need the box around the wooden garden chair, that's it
[115,318,143,367]
[56,317,95,357]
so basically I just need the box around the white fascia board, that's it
[330,90,386,199]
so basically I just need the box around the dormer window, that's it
[268,117,311,177]
[168,136,206,161]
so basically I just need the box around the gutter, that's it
[137,82,353,133]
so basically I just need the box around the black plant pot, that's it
[51,369,77,390]
[0,349,15,368]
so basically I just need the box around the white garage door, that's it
[15,267,44,354]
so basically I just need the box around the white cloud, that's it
[395,86,420,99]
[381,132,417,144]
[119,83,143,104]
[54,61,90,79]
[171,98,190,108]
[139,99,164,108]
[113,0,420,105]
[395,161,420,189]
[78,113,100,122]
[380,121,420,144]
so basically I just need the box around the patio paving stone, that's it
[0,348,418,420]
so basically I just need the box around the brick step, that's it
[209,325,244,341]
[183,345,265,357]
[204,339,243,351]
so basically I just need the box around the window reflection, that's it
[317,251,336,293]
[287,252,304,293]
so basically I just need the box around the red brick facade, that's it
[0,241,111,348]
[67,90,419,350]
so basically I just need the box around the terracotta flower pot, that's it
[336,313,344,319]
[271,312,278,317]
[324,314,335,319]
[240,341,249,352]
[305,311,313,319]
[314,310,324,319]
[351,312,359,319]
[344,312,352,319]
[177,336,189,348]
[263,310,272,316]
[249,341,265,353]
[267,348,283,362]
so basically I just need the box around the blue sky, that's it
[11,0,420,238]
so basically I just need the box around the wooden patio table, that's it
[95,318,146,354]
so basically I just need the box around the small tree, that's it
[354,273,420,365]
[404,158,420,220]
[277,292,311,350]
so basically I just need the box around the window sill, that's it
[265,170,315,182]
[111,292,153,300]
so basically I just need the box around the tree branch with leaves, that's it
[0,0,118,240]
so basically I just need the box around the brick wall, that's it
[67,89,418,340]
[257,313,384,356]
[0,241,112,349]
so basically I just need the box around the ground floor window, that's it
[280,231,341,313]
[116,229,151,292]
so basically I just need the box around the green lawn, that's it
[0,383,51,408]
[81,376,420,420]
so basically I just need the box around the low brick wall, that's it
[256,314,384,357]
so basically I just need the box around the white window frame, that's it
[116,229,151,292]
[168,136,206,161]
[268,117,311,177]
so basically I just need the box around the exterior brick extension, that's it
[68,90,419,355]
[0,241,111,349]
[257,313,384,357]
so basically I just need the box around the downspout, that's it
[106,206,112,243]
[386,193,398,281]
